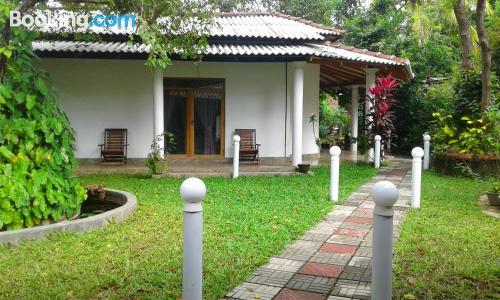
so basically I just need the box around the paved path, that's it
[225,158,412,300]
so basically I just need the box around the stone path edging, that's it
[225,158,412,300]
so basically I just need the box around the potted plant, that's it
[146,131,175,175]
[486,181,500,206]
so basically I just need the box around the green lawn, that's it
[394,171,500,299]
[0,163,376,299]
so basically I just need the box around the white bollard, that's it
[374,135,381,168]
[423,134,431,170]
[233,135,240,179]
[330,146,341,202]
[411,147,424,208]
[372,181,399,300]
[180,177,206,300]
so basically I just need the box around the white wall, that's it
[37,59,154,158]
[37,59,319,159]
[163,61,289,158]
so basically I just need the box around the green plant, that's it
[145,131,175,172]
[0,5,87,230]
[315,92,350,147]
[491,181,500,193]
[431,111,499,156]
[365,74,399,155]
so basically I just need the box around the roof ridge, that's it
[215,11,345,35]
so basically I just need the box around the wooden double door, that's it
[164,79,225,157]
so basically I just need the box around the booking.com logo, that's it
[10,10,136,29]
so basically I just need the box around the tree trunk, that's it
[453,0,474,69]
[476,0,492,111]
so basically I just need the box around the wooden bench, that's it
[235,129,261,163]
[98,129,128,164]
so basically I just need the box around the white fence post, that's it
[372,180,399,300]
[330,146,341,202]
[233,135,240,179]
[180,177,206,300]
[423,134,431,170]
[374,135,381,168]
[411,147,424,208]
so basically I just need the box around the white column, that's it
[232,135,240,179]
[371,181,399,300]
[423,134,431,170]
[365,68,378,125]
[411,147,424,208]
[153,68,164,157]
[292,62,305,166]
[180,177,206,300]
[350,86,359,152]
[374,135,381,168]
[330,146,341,202]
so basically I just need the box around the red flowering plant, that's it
[364,74,399,155]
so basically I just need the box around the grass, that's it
[0,163,376,299]
[394,171,500,299]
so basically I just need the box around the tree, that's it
[453,0,475,68]
[217,0,335,25]
[476,0,493,111]
[331,0,361,26]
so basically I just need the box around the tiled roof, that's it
[36,11,343,41]
[33,40,407,67]
[212,12,344,40]
[32,11,412,79]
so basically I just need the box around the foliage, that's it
[316,92,350,147]
[217,0,335,25]
[487,0,500,70]
[145,131,175,172]
[491,180,500,193]
[0,164,376,299]
[365,74,399,151]
[451,68,483,125]
[430,111,499,156]
[0,4,87,230]
[0,1,214,230]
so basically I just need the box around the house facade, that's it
[34,12,413,166]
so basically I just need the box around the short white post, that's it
[233,135,240,179]
[411,147,424,208]
[374,135,381,168]
[372,181,399,300]
[330,146,341,202]
[180,177,206,300]
[423,134,431,170]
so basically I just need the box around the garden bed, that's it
[432,152,499,176]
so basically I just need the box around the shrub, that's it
[313,92,350,147]
[365,74,399,153]
[0,19,86,229]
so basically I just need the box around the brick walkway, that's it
[225,158,412,300]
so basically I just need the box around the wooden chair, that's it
[98,129,129,164]
[235,129,261,163]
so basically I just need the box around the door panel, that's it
[194,90,223,155]
[164,90,187,155]
[164,79,224,157]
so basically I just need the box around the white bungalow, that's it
[34,12,413,167]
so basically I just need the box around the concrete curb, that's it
[0,189,137,246]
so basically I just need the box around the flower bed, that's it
[433,152,499,176]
